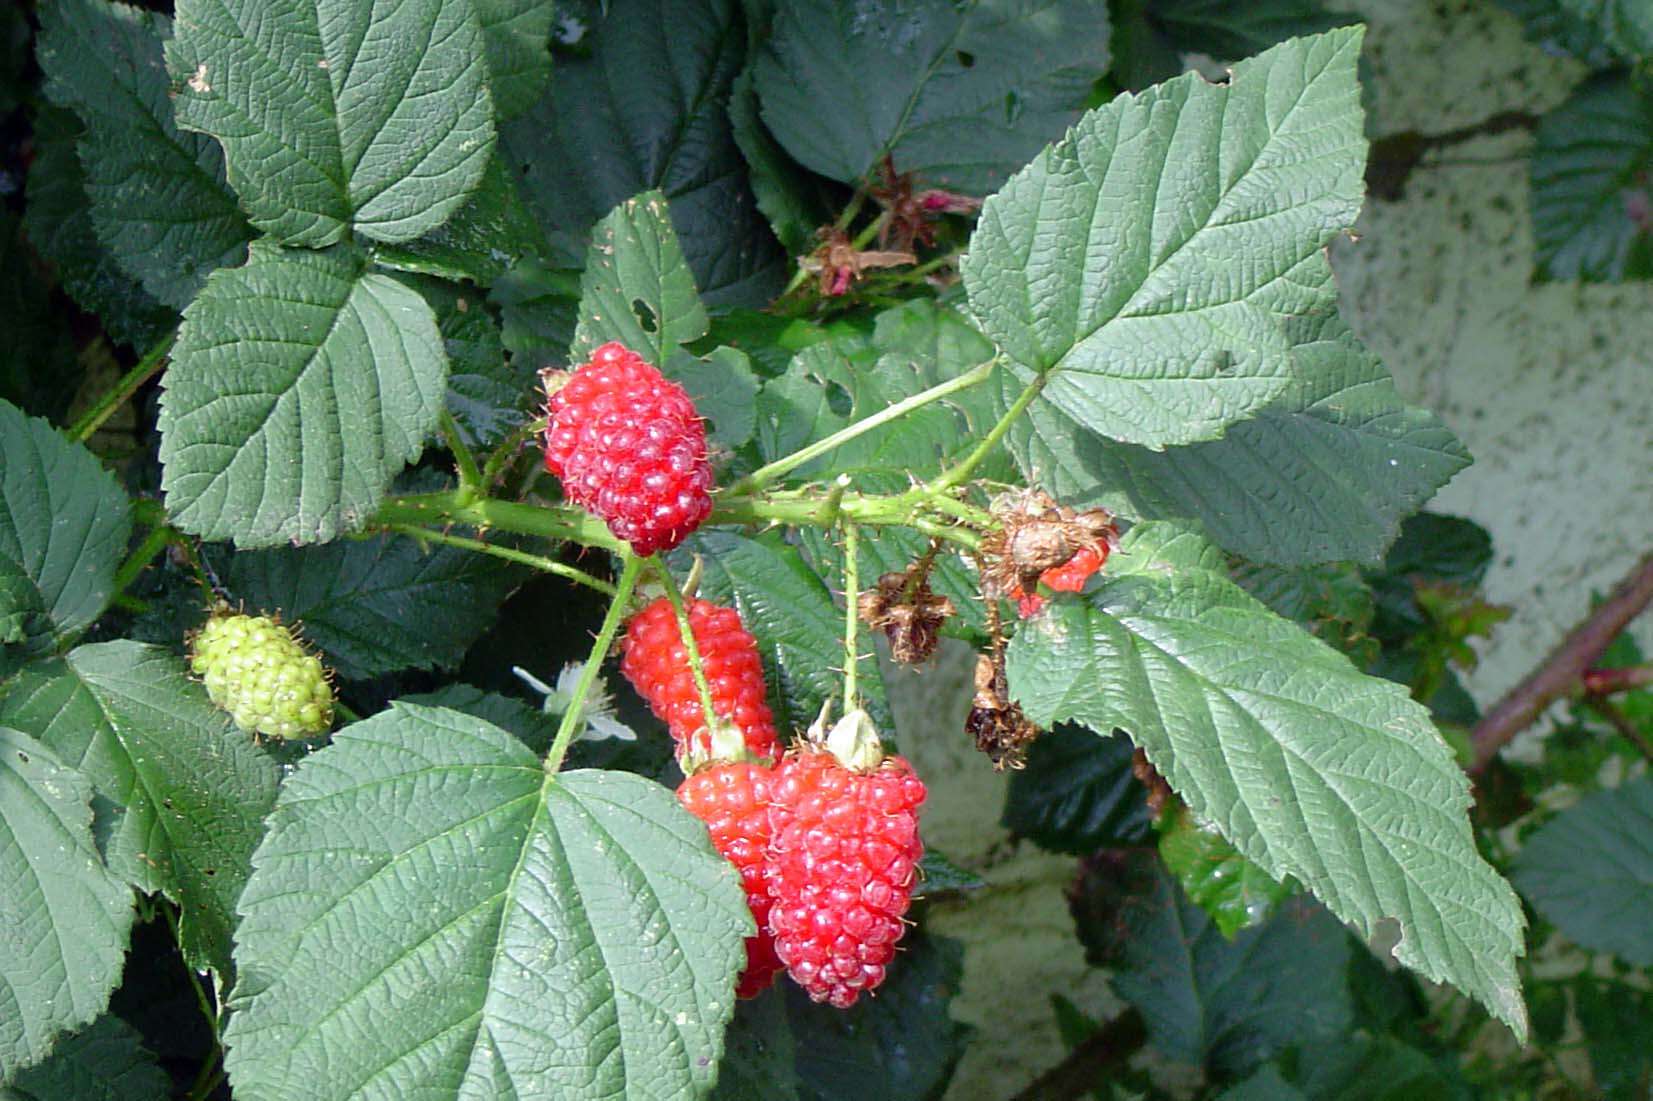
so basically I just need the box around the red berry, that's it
[1012,543,1108,617]
[765,746,927,1008]
[678,760,786,999]
[543,342,713,556]
[619,597,779,761]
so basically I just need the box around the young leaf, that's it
[0,1014,168,1101]
[475,0,557,121]
[502,0,785,306]
[1006,522,1529,1040]
[0,642,280,976]
[1002,311,1471,565]
[0,400,131,655]
[166,0,495,247]
[964,28,1367,449]
[572,191,710,367]
[1002,725,1153,854]
[1512,777,1653,966]
[754,0,1112,194]
[215,534,528,680]
[158,244,448,547]
[36,0,251,310]
[1531,72,1653,283]
[0,727,134,1079]
[222,703,747,1099]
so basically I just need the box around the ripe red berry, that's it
[677,760,786,999]
[1012,543,1108,617]
[765,713,927,1008]
[619,597,779,762]
[542,342,713,556]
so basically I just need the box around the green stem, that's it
[162,903,219,1037]
[68,332,175,443]
[375,493,626,552]
[111,520,177,598]
[544,554,644,773]
[928,367,1043,494]
[842,523,861,709]
[381,524,616,595]
[439,410,483,498]
[656,560,720,739]
[481,416,547,488]
[729,358,999,493]
[184,1059,225,1101]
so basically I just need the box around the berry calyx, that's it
[677,752,785,999]
[619,596,779,762]
[765,709,927,1008]
[188,613,333,740]
[542,342,713,557]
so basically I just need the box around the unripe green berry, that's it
[189,613,334,740]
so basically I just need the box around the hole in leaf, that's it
[632,298,659,333]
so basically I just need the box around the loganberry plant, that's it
[0,0,1543,1097]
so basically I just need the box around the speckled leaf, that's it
[0,1014,168,1101]
[755,0,1111,194]
[0,642,279,976]
[167,0,495,247]
[0,727,134,1079]
[572,191,709,367]
[222,703,748,1100]
[158,244,448,547]
[1006,522,1529,1040]
[964,28,1367,449]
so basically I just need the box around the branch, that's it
[1469,552,1653,773]
[1007,1010,1146,1101]
[1582,663,1653,696]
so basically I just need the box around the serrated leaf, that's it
[501,0,785,307]
[222,703,747,1100]
[572,191,710,367]
[667,347,759,450]
[401,684,559,755]
[1006,521,1529,1039]
[215,533,526,680]
[372,153,549,286]
[476,0,557,121]
[166,0,495,247]
[1003,311,1470,565]
[1002,725,1153,854]
[0,1014,168,1101]
[964,28,1367,449]
[0,727,134,1079]
[677,530,891,738]
[754,0,1111,194]
[0,642,280,976]
[37,0,251,310]
[158,245,448,547]
[0,400,131,655]
[1531,71,1653,283]
[1072,852,1350,1074]
[1512,777,1653,966]
[1158,804,1292,937]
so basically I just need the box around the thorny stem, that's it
[380,524,616,596]
[544,554,644,774]
[901,539,945,601]
[439,410,483,499]
[842,522,861,710]
[929,369,1046,495]
[68,331,175,443]
[481,416,547,488]
[376,493,626,552]
[111,516,179,598]
[656,559,721,742]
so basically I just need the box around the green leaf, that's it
[0,209,82,425]
[1071,851,1350,1074]
[1158,804,1292,937]
[1002,726,1153,854]
[489,260,581,373]
[1231,559,1375,660]
[222,703,747,1099]
[1512,777,1653,966]
[0,642,280,976]
[964,27,1367,449]
[0,727,134,1079]
[0,400,132,655]
[1003,311,1470,565]
[754,0,1112,194]
[158,244,448,547]
[1006,521,1529,1039]
[37,0,251,311]
[728,64,828,259]
[413,275,527,450]
[1551,0,1653,57]
[21,106,174,353]
[914,849,986,898]
[678,530,891,738]
[667,347,760,450]
[711,989,799,1101]
[0,1015,168,1101]
[1530,71,1653,283]
[1217,1064,1310,1101]
[1142,0,1361,61]
[476,0,557,121]
[1293,1034,1475,1101]
[1575,982,1653,1100]
[1496,0,1620,65]
[372,152,550,286]
[1365,512,1493,641]
[503,0,786,306]
[215,534,527,680]
[572,191,710,367]
[166,0,496,247]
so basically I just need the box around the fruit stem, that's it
[480,415,548,488]
[928,368,1046,495]
[728,357,1000,494]
[655,558,723,745]
[842,522,861,710]
[110,515,180,600]
[67,330,175,443]
[544,553,645,774]
[439,410,484,501]
[378,523,617,596]
[376,492,626,552]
